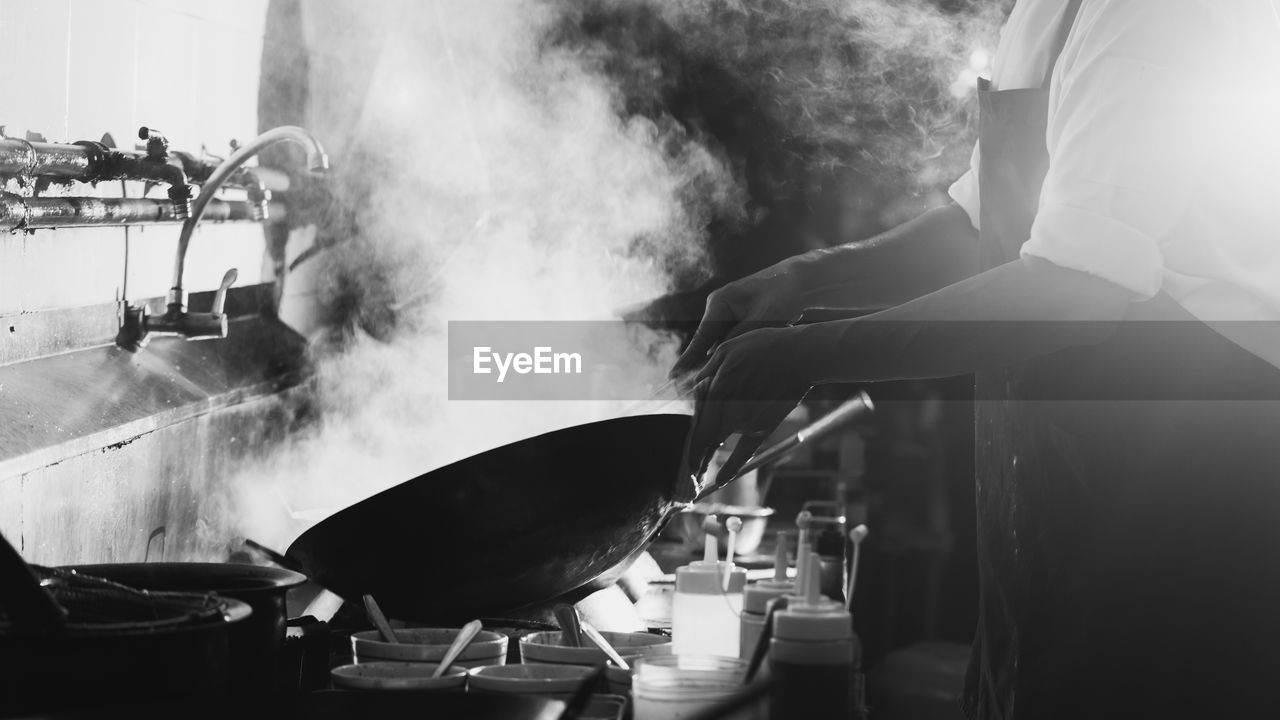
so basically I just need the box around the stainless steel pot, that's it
[62,562,306,696]
[0,594,252,713]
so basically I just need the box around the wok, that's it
[287,414,694,622]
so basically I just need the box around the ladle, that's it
[434,619,484,678]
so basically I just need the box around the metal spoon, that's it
[362,594,399,645]
[579,620,630,671]
[434,619,484,678]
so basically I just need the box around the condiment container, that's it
[467,662,595,695]
[351,627,508,668]
[519,630,670,665]
[740,532,794,660]
[632,655,753,720]
[672,515,747,658]
[329,661,467,691]
[767,556,855,720]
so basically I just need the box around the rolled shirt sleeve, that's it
[1020,3,1213,300]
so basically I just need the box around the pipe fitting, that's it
[307,151,330,174]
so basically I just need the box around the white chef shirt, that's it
[948,0,1280,363]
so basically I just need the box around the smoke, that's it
[207,0,738,555]
[551,0,1010,240]
[200,0,1009,558]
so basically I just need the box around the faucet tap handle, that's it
[213,268,238,316]
[138,126,170,161]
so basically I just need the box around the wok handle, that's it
[732,391,874,480]
[244,538,306,573]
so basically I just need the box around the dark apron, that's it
[963,2,1280,718]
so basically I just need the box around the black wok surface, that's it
[287,414,693,621]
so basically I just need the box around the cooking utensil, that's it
[244,538,305,573]
[363,594,399,645]
[578,620,629,671]
[61,561,306,695]
[729,391,874,482]
[554,603,583,647]
[288,414,693,622]
[435,619,484,677]
[1,555,253,715]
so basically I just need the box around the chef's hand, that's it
[684,325,815,488]
[671,259,812,379]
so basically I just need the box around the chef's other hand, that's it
[671,260,810,379]
[684,326,813,487]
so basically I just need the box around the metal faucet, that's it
[117,126,329,349]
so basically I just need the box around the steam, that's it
[207,0,736,556]
[553,0,1009,230]
[197,0,1008,558]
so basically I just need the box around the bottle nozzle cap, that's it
[702,514,719,563]
[804,554,821,605]
[772,531,790,583]
[702,515,719,533]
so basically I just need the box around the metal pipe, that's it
[176,153,291,193]
[0,138,291,192]
[0,192,286,231]
[0,138,92,177]
[169,126,328,312]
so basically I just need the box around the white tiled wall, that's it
[0,0,269,317]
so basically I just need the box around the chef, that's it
[675,1,1280,718]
